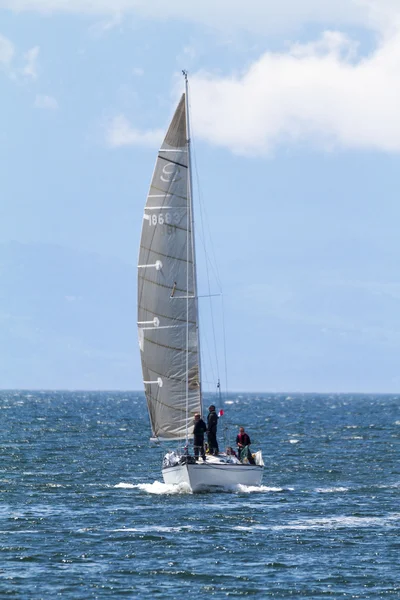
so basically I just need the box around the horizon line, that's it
[1,388,398,396]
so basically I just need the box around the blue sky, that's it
[1,0,400,392]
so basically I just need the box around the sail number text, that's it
[147,212,181,227]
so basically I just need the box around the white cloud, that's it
[14,0,397,155]
[35,94,59,110]
[0,33,14,67]
[0,0,398,35]
[106,115,163,148]
[358,0,400,35]
[23,46,39,79]
[184,28,400,155]
[109,27,400,155]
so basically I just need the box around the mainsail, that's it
[137,93,201,440]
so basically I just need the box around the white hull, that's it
[162,460,263,492]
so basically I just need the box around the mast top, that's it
[182,69,188,81]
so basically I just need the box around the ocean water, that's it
[0,391,399,598]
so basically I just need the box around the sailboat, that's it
[137,72,264,492]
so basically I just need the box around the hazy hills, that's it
[1,239,400,392]
[0,242,136,389]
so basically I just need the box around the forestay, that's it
[137,93,201,440]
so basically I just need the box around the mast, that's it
[183,70,202,443]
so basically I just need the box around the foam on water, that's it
[114,482,136,489]
[233,513,400,532]
[115,481,192,494]
[315,487,349,493]
[115,482,288,495]
[112,525,193,533]
[236,484,288,493]
[272,513,400,530]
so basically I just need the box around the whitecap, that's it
[271,514,400,531]
[315,487,349,493]
[236,484,287,493]
[114,482,136,489]
[112,525,191,533]
[376,482,400,489]
[115,481,192,494]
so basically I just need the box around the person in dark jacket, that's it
[193,413,207,461]
[236,426,255,464]
[207,404,219,455]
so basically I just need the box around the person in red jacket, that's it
[236,427,255,464]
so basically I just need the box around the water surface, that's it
[1,391,399,598]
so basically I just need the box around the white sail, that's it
[137,93,201,440]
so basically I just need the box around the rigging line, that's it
[199,319,217,392]
[186,120,222,292]
[189,198,223,292]
[197,173,221,383]
[188,126,226,299]
[188,84,223,388]
[205,245,220,380]
[221,292,229,401]
[201,379,222,387]
[192,173,228,403]
[190,215,223,293]
[189,128,223,293]
[193,230,222,293]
